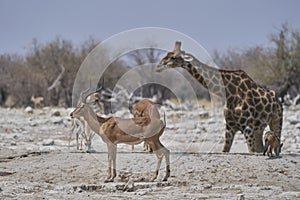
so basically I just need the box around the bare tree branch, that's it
[47,64,65,91]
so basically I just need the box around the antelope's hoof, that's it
[86,149,96,153]
[162,178,168,182]
[150,178,156,182]
[104,179,114,183]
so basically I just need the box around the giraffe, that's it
[156,41,283,153]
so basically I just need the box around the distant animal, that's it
[31,95,44,108]
[132,99,160,119]
[263,131,283,157]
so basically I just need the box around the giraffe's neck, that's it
[182,55,225,97]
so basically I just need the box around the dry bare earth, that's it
[0,105,299,200]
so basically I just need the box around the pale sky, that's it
[0,0,299,55]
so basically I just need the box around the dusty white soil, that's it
[0,105,299,199]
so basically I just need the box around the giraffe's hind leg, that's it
[222,126,236,152]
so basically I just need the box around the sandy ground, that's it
[0,104,299,199]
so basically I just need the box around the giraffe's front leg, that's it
[222,126,236,152]
[254,128,264,153]
[244,127,264,153]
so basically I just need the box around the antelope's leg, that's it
[163,147,170,181]
[85,123,92,151]
[105,143,117,182]
[267,146,272,157]
[157,140,170,181]
[152,151,163,182]
[76,129,80,150]
[269,146,273,157]
[149,141,165,182]
[105,144,113,182]
[263,140,269,156]
[69,121,75,149]
[73,123,79,150]
[111,144,117,181]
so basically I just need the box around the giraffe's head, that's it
[156,41,194,72]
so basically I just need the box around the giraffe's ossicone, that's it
[157,41,283,153]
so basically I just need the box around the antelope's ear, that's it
[182,54,194,62]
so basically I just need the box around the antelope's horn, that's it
[80,80,91,103]
[174,41,181,52]
[96,78,104,92]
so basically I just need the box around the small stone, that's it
[29,123,37,127]
[10,141,16,146]
[238,194,245,200]
[260,187,272,190]
[249,174,257,179]
[25,106,33,114]
[135,190,147,195]
[42,139,54,146]
[52,111,61,117]
[208,118,216,124]
[291,160,297,164]
[199,112,209,118]
[203,184,212,189]
[53,119,63,125]
[123,179,135,192]
[290,120,300,125]
[220,161,231,168]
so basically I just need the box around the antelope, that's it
[70,87,170,182]
[31,95,44,108]
[69,117,94,151]
[69,81,108,151]
[263,131,283,157]
[132,99,160,119]
[70,117,85,150]
[132,99,161,152]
